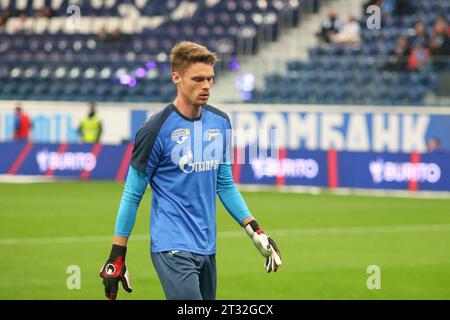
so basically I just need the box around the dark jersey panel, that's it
[204,104,231,127]
[130,105,174,173]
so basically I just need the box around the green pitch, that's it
[0,181,449,300]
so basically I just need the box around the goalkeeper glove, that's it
[244,220,282,273]
[100,244,132,300]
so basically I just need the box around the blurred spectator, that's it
[0,8,13,30]
[15,14,33,33]
[429,16,450,70]
[96,27,125,44]
[317,11,341,43]
[36,5,55,18]
[382,36,411,71]
[97,27,110,44]
[332,16,361,44]
[0,16,6,31]
[1,8,13,19]
[13,103,32,141]
[408,43,430,71]
[410,22,429,47]
[78,103,103,144]
[110,28,125,43]
[426,137,442,153]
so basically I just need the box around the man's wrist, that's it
[241,217,255,227]
[244,220,264,238]
[113,235,129,247]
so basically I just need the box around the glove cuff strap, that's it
[109,244,127,260]
[244,220,260,237]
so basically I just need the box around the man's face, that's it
[415,23,425,35]
[427,139,440,151]
[172,63,214,107]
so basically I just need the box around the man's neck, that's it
[173,97,202,120]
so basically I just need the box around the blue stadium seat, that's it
[1,0,445,104]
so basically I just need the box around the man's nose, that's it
[202,79,211,89]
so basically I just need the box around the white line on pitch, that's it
[1,224,450,246]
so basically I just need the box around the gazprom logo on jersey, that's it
[369,158,441,184]
[178,147,220,174]
[251,158,319,179]
[171,122,224,173]
[36,149,97,172]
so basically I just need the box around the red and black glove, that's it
[100,244,132,300]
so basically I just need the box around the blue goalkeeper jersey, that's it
[114,103,252,255]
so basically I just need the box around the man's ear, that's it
[172,71,181,85]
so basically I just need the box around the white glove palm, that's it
[245,220,282,272]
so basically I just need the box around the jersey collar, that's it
[170,103,203,122]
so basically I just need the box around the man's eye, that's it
[193,77,214,82]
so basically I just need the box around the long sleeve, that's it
[114,165,149,237]
[114,109,165,236]
[217,163,252,224]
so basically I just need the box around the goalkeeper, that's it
[100,41,282,300]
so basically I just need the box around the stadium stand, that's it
[250,0,450,105]
[0,0,319,102]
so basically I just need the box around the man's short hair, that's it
[15,101,22,112]
[170,41,218,75]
